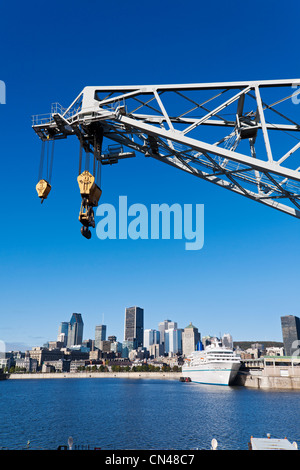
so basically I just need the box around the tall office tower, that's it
[124,306,144,347]
[158,320,177,345]
[158,320,170,345]
[182,322,200,357]
[281,315,300,356]
[95,325,107,349]
[164,328,182,355]
[153,329,160,345]
[222,333,233,349]
[57,322,69,345]
[144,329,160,350]
[67,313,84,348]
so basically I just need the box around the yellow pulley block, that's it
[36,179,51,201]
[77,170,102,207]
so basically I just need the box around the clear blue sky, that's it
[0,0,300,350]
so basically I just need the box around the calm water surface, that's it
[0,378,300,450]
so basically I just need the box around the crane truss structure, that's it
[32,79,300,235]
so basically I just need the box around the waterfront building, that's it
[182,322,200,357]
[42,363,55,373]
[42,359,70,372]
[0,352,12,371]
[67,313,84,348]
[124,307,144,347]
[15,356,38,372]
[29,347,64,367]
[281,315,300,356]
[70,360,87,372]
[95,325,107,349]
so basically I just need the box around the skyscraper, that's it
[67,313,84,348]
[144,329,160,350]
[281,315,300,356]
[124,306,144,348]
[158,320,177,353]
[58,322,69,337]
[182,322,200,357]
[165,328,182,355]
[95,325,107,349]
[57,321,69,346]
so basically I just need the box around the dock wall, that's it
[235,363,300,390]
[6,371,182,380]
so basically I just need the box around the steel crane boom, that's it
[32,79,300,237]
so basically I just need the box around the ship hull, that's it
[181,361,240,386]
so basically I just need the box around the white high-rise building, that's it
[164,328,182,356]
[144,329,160,350]
[158,320,178,352]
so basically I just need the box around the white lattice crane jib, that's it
[32,79,300,238]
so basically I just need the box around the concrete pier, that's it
[234,356,300,390]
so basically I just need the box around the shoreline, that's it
[5,371,300,390]
[6,371,182,380]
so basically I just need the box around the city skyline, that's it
[3,299,298,352]
[1,310,296,376]
[3,306,289,354]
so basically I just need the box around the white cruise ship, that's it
[181,342,241,386]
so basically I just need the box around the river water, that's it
[0,378,299,450]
